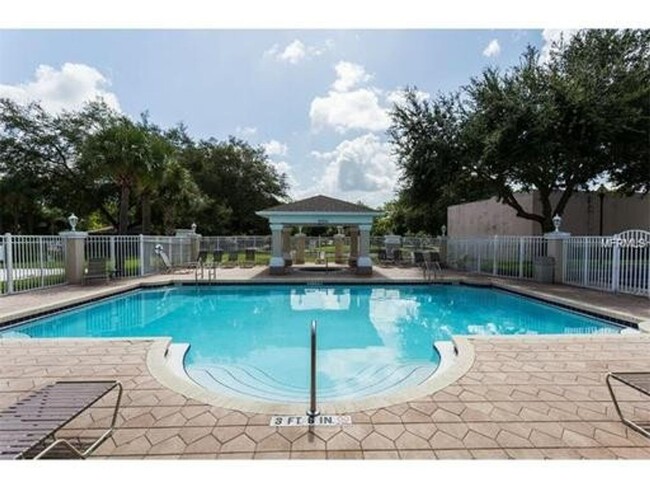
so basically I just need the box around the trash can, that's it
[533,256,555,283]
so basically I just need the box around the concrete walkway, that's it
[1,335,649,459]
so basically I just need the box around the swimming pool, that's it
[0,284,621,404]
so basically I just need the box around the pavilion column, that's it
[334,227,345,264]
[269,223,285,274]
[282,227,293,267]
[357,224,372,275]
[348,227,359,267]
[294,231,306,264]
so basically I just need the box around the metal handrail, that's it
[307,319,319,419]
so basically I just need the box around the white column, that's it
[270,223,285,271]
[59,231,88,284]
[357,224,372,274]
[544,231,571,283]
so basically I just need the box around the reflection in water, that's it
[2,284,620,400]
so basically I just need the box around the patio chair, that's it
[154,246,174,274]
[241,248,256,268]
[83,257,112,285]
[221,251,240,268]
[606,372,650,438]
[0,380,122,459]
[377,249,393,267]
[392,249,410,267]
[212,249,224,267]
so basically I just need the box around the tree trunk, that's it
[116,185,130,277]
[118,185,130,234]
[141,192,151,235]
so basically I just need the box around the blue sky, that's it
[0,29,562,207]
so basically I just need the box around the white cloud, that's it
[385,88,430,107]
[540,29,579,63]
[308,133,397,207]
[262,139,288,157]
[264,38,332,65]
[309,61,391,134]
[483,39,501,57]
[310,88,391,134]
[332,61,371,92]
[0,63,120,113]
[235,126,258,136]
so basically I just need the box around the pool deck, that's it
[1,266,649,459]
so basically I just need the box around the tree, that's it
[389,30,650,234]
[181,137,289,234]
[79,117,154,234]
[0,98,120,232]
[388,89,493,234]
[553,30,650,193]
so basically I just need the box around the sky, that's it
[0,29,571,207]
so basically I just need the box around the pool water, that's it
[0,285,621,403]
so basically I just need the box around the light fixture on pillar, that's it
[337,225,343,235]
[191,222,197,234]
[298,225,303,234]
[441,224,447,237]
[552,214,562,233]
[68,213,79,232]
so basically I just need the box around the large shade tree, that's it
[388,29,650,233]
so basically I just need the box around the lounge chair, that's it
[606,372,650,438]
[212,249,224,267]
[0,380,122,459]
[392,249,410,267]
[154,246,174,274]
[241,248,256,268]
[377,249,393,267]
[83,257,112,285]
[221,251,239,268]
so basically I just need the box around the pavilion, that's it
[256,195,382,275]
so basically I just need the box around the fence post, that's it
[492,236,498,276]
[110,236,116,271]
[139,235,145,277]
[611,236,621,292]
[518,237,524,279]
[582,237,589,287]
[39,236,45,288]
[4,233,14,294]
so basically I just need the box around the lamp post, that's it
[68,213,79,232]
[552,214,562,233]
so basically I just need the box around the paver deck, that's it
[1,267,649,459]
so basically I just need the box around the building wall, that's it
[447,194,537,237]
[448,191,649,237]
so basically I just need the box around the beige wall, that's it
[448,191,649,237]
[448,194,537,237]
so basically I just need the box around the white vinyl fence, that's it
[1,234,67,295]
[447,236,547,280]
[85,235,195,277]
[563,230,650,296]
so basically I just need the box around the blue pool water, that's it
[0,285,620,403]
